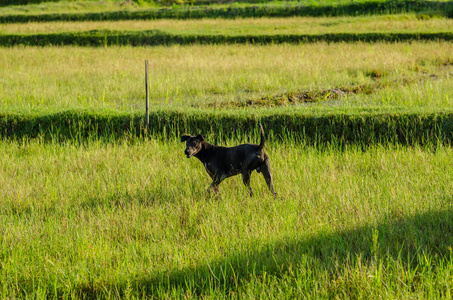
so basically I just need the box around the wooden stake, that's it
[145,60,149,134]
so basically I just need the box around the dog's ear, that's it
[181,135,190,142]
[196,134,205,141]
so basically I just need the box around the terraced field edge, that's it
[2,31,453,47]
[2,109,453,147]
[1,1,452,23]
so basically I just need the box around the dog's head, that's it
[180,134,205,158]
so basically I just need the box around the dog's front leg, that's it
[209,182,219,193]
[209,173,227,193]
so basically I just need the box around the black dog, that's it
[181,124,276,197]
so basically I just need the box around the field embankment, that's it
[3,30,453,47]
[1,0,452,23]
[2,108,453,148]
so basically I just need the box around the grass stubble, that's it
[0,138,453,298]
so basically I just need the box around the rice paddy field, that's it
[1,0,453,298]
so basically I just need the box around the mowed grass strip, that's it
[1,139,452,298]
[1,43,453,111]
[2,15,452,35]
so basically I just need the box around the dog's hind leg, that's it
[242,170,254,197]
[261,160,276,198]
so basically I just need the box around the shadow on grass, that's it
[75,208,453,297]
[78,186,196,210]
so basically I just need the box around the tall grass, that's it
[1,42,452,112]
[0,138,452,298]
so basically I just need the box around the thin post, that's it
[145,60,149,134]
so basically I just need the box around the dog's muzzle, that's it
[185,150,193,158]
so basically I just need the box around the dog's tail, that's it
[258,123,265,150]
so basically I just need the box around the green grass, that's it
[1,138,452,298]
